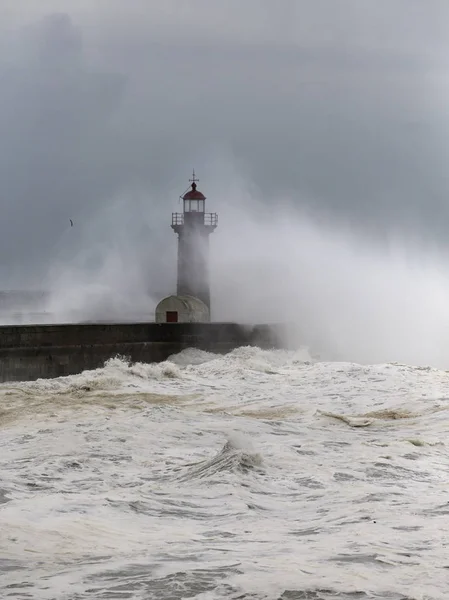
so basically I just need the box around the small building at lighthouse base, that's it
[155,294,210,323]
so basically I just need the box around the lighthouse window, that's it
[184,198,205,212]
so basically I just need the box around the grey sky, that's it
[1,0,449,293]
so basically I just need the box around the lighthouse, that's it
[162,171,218,320]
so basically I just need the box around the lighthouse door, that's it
[166,311,178,323]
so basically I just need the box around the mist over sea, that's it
[1,347,449,599]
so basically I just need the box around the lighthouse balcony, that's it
[171,212,218,229]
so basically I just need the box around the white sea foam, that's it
[1,347,449,599]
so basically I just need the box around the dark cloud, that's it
[0,13,127,283]
[0,1,449,291]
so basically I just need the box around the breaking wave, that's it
[179,433,263,481]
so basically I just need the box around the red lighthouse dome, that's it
[182,181,206,201]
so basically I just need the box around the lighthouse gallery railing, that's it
[171,213,218,227]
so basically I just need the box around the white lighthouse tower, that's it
[155,172,218,323]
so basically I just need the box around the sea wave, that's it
[1,348,449,598]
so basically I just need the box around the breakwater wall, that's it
[0,322,285,383]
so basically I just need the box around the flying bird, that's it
[70,219,73,227]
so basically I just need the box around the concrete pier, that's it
[0,322,284,382]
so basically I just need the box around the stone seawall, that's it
[0,322,284,383]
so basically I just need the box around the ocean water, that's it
[1,346,449,599]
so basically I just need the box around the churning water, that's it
[1,346,449,599]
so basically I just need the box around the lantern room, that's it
[182,171,205,213]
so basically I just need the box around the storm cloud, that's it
[1,1,449,293]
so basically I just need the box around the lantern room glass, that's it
[184,199,205,213]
